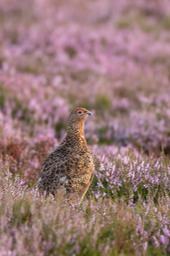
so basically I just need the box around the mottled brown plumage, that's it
[38,107,94,203]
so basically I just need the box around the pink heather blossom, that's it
[160,235,169,245]
[163,226,170,238]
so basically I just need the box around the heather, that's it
[0,0,170,255]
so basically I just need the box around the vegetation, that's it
[0,0,170,255]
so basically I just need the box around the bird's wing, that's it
[38,145,72,191]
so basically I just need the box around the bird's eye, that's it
[77,110,83,115]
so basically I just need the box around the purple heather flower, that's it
[162,226,170,238]
[160,235,169,245]
[152,236,159,247]
[142,242,148,252]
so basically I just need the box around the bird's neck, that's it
[66,129,88,149]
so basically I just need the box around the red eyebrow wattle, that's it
[76,109,83,112]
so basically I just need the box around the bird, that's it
[38,107,94,203]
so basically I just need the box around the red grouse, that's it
[38,107,94,203]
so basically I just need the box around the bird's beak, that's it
[86,111,92,116]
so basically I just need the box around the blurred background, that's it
[0,0,170,180]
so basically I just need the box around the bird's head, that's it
[67,107,92,134]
